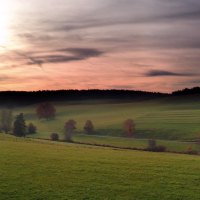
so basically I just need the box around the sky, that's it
[0,0,200,92]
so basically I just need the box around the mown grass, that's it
[1,134,200,200]
[73,134,199,153]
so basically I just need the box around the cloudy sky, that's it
[0,0,200,92]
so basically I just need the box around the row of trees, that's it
[36,103,136,141]
[0,102,53,136]
[50,118,135,142]
[0,102,135,140]
[0,109,37,137]
[51,120,96,142]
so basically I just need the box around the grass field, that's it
[1,134,200,200]
[73,134,199,153]
[12,97,200,141]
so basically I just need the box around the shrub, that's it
[154,145,166,152]
[50,133,59,141]
[186,145,198,155]
[148,139,157,149]
[147,139,166,152]
[84,120,94,134]
[123,119,135,137]
[27,123,37,134]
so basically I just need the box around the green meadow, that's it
[2,97,200,199]
[13,97,200,141]
[0,96,194,153]
[1,134,200,200]
[14,99,200,140]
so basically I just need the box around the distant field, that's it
[1,134,200,200]
[12,97,200,140]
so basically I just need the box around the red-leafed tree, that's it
[123,119,135,137]
[36,102,56,120]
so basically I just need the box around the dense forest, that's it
[0,87,200,106]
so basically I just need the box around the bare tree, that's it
[123,119,135,137]
[64,120,76,142]
[0,109,13,134]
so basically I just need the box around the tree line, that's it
[0,87,200,107]
[0,89,167,106]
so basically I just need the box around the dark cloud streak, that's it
[145,70,196,77]
[18,48,104,67]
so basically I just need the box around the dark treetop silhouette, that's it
[0,87,199,106]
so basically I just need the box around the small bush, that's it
[154,145,166,152]
[186,146,198,155]
[187,150,198,155]
[27,123,37,134]
[148,139,157,149]
[147,139,166,152]
[50,133,59,141]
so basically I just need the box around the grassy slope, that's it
[14,97,200,140]
[1,134,200,200]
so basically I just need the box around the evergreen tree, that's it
[13,113,26,137]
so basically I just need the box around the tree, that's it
[13,113,26,137]
[64,120,76,142]
[84,120,94,134]
[36,102,56,120]
[27,123,37,134]
[0,109,13,134]
[123,119,135,137]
